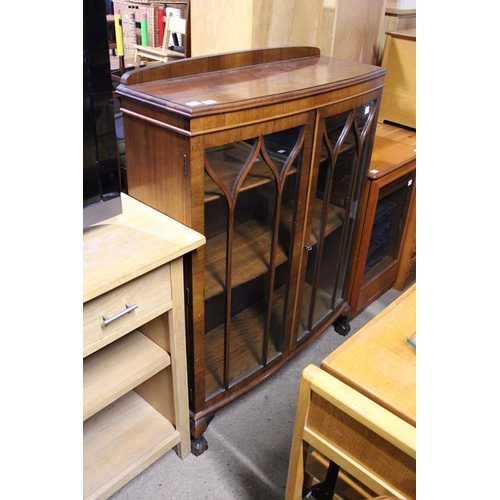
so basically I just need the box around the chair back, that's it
[162,12,187,51]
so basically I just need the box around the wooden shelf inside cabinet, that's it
[83,194,205,499]
[203,195,339,304]
[309,198,344,244]
[205,217,289,299]
[280,197,344,249]
[204,141,296,203]
[204,283,286,399]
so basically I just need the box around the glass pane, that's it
[364,172,415,278]
[355,100,375,136]
[203,167,230,399]
[204,127,303,400]
[299,106,369,339]
[227,148,277,387]
[326,117,358,311]
[333,102,377,304]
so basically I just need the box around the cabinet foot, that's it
[333,315,350,336]
[190,412,215,456]
[190,435,209,456]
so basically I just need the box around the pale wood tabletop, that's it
[321,284,416,426]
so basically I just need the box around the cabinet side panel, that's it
[394,176,416,290]
[122,111,192,226]
[345,179,378,310]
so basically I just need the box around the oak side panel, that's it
[377,8,416,63]
[251,0,323,49]
[190,0,253,56]
[188,0,387,65]
[135,258,191,458]
[330,0,386,64]
[378,30,416,128]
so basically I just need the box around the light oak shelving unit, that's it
[83,194,205,499]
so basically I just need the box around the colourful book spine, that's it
[158,7,165,48]
[114,10,124,56]
[140,12,149,46]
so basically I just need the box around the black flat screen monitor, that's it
[83,0,122,229]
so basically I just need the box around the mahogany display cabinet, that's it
[346,133,416,317]
[116,47,385,454]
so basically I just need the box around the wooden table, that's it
[321,283,416,426]
[285,285,416,499]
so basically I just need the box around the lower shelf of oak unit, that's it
[83,390,181,500]
[83,330,171,421]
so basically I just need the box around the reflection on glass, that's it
[203,127,303,400]
[298,102,376,340]
[364,172,415,278]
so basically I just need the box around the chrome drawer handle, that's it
[102,303,138,326]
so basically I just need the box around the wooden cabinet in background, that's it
[83,194,205,499]
[347,127,416,317]
[117,47,385,455]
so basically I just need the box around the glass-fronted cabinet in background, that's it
[117,47,385,455]
[346,134,416,317]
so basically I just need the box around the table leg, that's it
[304,460,340,500]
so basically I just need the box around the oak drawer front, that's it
[83,265,172,357]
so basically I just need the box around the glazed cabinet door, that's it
[196,115,314,406]
[296,99,379,341]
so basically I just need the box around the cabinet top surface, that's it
[83,194,205,303]
[117,47,385,118]
[368,135,416,179]
[321,284,416,426]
